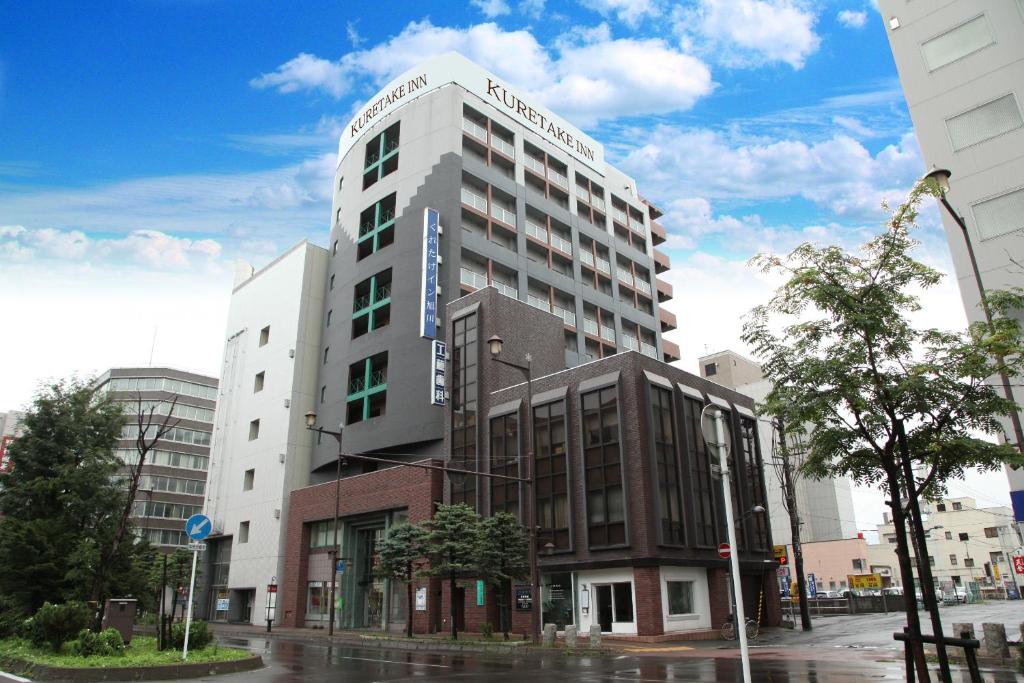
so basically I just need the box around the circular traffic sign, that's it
[699,404,732,457]
[718,542,731,559]
[185,513,212,541]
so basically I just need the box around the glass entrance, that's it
[595,585,613,632]
[358,528,384,629]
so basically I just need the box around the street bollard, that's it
[542,623,556,646]
[981,623,1010,659]
[565,624,577,647]
[589,624,602,647]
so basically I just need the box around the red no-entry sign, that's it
[1013,555,1024,575]
[719,543,731,559]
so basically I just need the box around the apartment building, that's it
[879,0,1024,521]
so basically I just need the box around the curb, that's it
[0,653,263,681]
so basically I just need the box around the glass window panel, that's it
[972,187,1024,241]
[613,583,634,622]
[667,581,694,615]
[947,94,1023,151]
[922,15,994,71]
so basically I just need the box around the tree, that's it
[768,420,813,631]
[742,181,1024,682]
[476,512,528,640]
[375,523,428,638]
[0,379,126,613]
[420,504,480,640]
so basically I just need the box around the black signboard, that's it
[515,586,532,611]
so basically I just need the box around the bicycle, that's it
[720,614,759,641]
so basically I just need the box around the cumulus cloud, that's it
[620,127,923,220]
[578,0,661,26]
[0,226,223,270]
[250,20,714,125]
[471,0,511,17]
[676,0,821,69]
[837,9,868,28]
[519,0,545,18]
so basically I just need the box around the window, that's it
[852,559,864,571]
[309,520,337,548]
[490,413,519,516]
[666,581,694,616]
[946,94,1023,151]
[534,401,570,550]
[121,425,212,447]
[886,534,897,544]
[357,193,397,260]
[582,386,625,547]
[327,309,333,327]
[972,187,1024,241]
[929,556,935,567]
[450,313,478,509]
[338,177,344,190]
[323,347,330,365]
[683,397,716,547]
[945,531,953,540]
[248,419,260,440]
[258,326,270,346]
[964,557,975,568]
[651,386,683,545]
[320,386,326,403]
[953,502,963,511]
[959,532,969,541]
[254,372,265,393]
[332,240,339,256]
[704,362,717,377]
[363,122,400,190]
[936,503,946,512]
[950,554,958,566]
[329,274,335,291]
[352,269,392,338]
[921,15,994,71]
[984,527,999,538]
[346,353,387,424]
[613,583,634,622]
[117,448,209,471]
[243,469,254,491]
[740,418,769,550]
[238,521,250,543]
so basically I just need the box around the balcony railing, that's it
[527,294,549,311]
[491,204,516,226]
[580,250,595,267]
[550,233,572,255]
[575,185,589,200]
[547,169,568,189]
[462,118,488,143]
[524,155,545,175]
[640,342,658,358]
[349,369,386,395]
[461,188,488,213]
[600,325,616,342]
[525,221,548,242]
[492,137,515,158]
[591,195,606,211]
[553,305,576,327]
[612,208,628,225]
[595,257,611,275]
[460,268,488,290]
[617,268,634,286]
[635,279,652,295]
[492,281,518,299]
[622,336,639,352]
[583,318,599,336]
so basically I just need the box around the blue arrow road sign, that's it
[185,514,212,541]
[336,560,346,574]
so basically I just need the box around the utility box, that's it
[102,598,137,644]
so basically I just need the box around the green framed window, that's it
[357,193,397,261]
[352,269,392,338]
[363,122,400,190]
[490,412,519,516]
[346,352,387,424]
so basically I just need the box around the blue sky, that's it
[2,0,1012,520]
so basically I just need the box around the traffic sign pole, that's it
[181,546,199,660]
[180,513,211,661]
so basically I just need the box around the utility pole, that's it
[778,418,811,631]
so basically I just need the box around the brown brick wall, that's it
[632,566,663,636]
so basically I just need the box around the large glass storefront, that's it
[541,572,575,630]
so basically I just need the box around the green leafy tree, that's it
[419,504,480,640]
[476,512,528,640]
[742,181,1024,681]
[0,379,126,613]
[375,522,428,638]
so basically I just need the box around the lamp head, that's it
[487,335,504,357]
[304,411,317,429]
[924,167,952,194]
[752,505,765,514]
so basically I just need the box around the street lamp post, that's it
[305,412,344,637]
[923,168,1024,454]
[487,334,541,644]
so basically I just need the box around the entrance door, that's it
[595,584,613,632]
[453,586,466,632]
[240,590,254,623]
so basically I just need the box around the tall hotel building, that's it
[878,1,1024,521]
[203,53,722,631]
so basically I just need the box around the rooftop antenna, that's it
[149,326,158,366]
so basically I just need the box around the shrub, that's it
[481,622,494,639]
[170,620,213,650]
[67,628,125,657]
[26,602,92,650]
[0,595,25,639]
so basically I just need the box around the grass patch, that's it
[0,636,250,669]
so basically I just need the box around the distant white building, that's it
[698,350,858,546]
[200,241,328,623]
[0,411,25,476]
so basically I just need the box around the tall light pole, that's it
[923,168,1024,454]
[486,334,541,644]
[305,412,344,637]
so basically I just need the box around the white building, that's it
[698,350,858,546]
[867,496,1024,598]
[200,241,328,623]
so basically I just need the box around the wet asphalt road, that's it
[202,636,1022,683]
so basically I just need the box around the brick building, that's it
[280,288,780,638]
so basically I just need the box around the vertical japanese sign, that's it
[0,435,15,474]
[420,207,440,338]
[431,340,447,406]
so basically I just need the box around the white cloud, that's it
[250,53,349,98]
[519,0,545,18]
[471,0,511,17]
[676,0,821,69]
[837,9,868,28]
[0,226,224,270]
[346,21,363,48]
[251,20,714,125]
[620,127,924,220]
[578,0,660,26]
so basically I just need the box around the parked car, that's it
[882,587,903,596]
